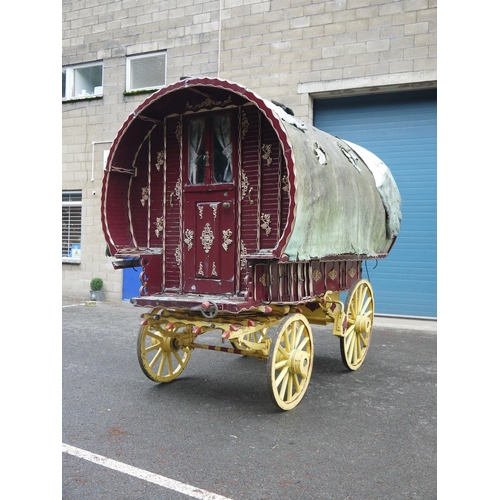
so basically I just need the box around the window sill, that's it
[123,88,162,96]
[62,258,81,265]
[62,95,103,103]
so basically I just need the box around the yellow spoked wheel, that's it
[340,279,374,371]
[267,314,314,410]
[137,322,192,383]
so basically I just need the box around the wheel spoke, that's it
[157,351,167,376]
[150,347,163,367]
[279,371,290,399]
[296,336,310,351]
[146,331,163,342]
[275,365,289,386]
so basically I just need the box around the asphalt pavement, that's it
[62,299,437,499]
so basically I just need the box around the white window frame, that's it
[62,62,103,100]
[62,191,82,263]
[126,52,167,92]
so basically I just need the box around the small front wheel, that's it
[137,322,192,383]
[340,279,374,371]
[267,314,314,410]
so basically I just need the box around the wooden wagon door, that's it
[182,111,237,294]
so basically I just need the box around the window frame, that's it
[62,62,104,100]
[62,190,82,264]
[126,52,167,92]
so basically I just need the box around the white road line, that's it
[62,443,234,500]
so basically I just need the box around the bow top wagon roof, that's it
[104,77,401,261]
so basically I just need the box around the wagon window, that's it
[62,190,82,263]
[213,114,233,183]
[188,119,206,185]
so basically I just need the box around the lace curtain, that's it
[188,119,205,184]
[213,115,232,183]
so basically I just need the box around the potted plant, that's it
[89,277,105,301]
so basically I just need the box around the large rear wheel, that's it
[340,279,374,371]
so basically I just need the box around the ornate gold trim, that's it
[200,223,215,253]
[184,229,194,251]
[262,144,272,167]
[222,229,233,251]
[260,214,272,236]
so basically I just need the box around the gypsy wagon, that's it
[101,77,402,410]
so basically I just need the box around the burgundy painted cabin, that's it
[101,78,401,313]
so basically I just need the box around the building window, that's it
[62,63,103,99]
[126,52,166,92]
[62,191,82,262]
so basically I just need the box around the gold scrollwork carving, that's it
[198,262,204,276]
[200,223,215,253]
[262,144,272,166]
[312,269,322,282]
[212,262,217,276]
[328,269,338,281]
[348,267,356,278]
[155,217,164,238]
[175,120,182,145]
[282,175,290,193]
[260,214,272,236]
[198,205,204,219]
[222,229,233,251]
[241,110,249,139]
[184,229,194,251]
[186,96,232,111]
[240,241,247,269]
[155,150,165,171]
[175,244,181,266]
[211,203,218,219]
[140,187,149,207]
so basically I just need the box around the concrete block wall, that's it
[62,0,437,302]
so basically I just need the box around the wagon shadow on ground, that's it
[140,344,356,415]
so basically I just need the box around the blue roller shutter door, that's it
[314,90,437,317]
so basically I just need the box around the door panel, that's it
[182,111,237,294]
[183,192,235,293]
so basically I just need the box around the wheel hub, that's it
[290,350,310,377]
[355,315,371,334]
